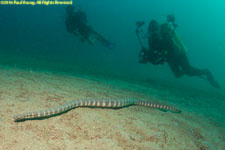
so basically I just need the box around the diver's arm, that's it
[88,26,115,49]
[89,27,109,44]
[149,50,166,65]
[139,47,165,65]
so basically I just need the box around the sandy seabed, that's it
[0,67,224,150]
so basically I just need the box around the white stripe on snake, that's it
[13,98,181,122]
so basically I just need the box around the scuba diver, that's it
[65,5,115,49]
[137,15,220,88]
[136,20,167,65]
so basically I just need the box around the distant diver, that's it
[136,14,220,88]
[65,5,115,49]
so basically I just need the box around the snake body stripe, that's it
[13,99,181,122]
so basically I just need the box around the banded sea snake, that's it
[13,98,181,122]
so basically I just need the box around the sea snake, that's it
[13,98,181,122]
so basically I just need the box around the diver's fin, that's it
[208,77,221,88]
[204,69,221,88]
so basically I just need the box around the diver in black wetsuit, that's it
[138,15,220,88]
[65,5,114,49]
[137,20,167,65]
